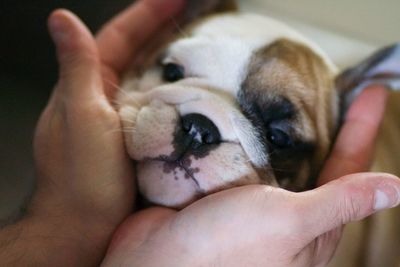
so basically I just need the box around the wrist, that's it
[0,210,114,266]
[30,186,121,250]
[124,224,210,267]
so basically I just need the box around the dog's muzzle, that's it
[118,83,267,208]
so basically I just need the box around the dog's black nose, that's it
[181,113,221,146]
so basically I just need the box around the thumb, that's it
[300,172,400,241]
[48,9,102,99]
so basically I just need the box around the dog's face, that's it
[118,14,339,208]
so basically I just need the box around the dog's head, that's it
[117,4,391,208]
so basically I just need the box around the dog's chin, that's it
[136,159,204,209]
[133,142,263,209]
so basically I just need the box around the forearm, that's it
[0,215,109,266]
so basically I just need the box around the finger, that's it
[96,0,185,74]
[300,172,400,241]
[48,9,102,99]
[318,86,388,185]
[101,20,178,101]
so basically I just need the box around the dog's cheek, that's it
[191,143,262,192]
[119,105,139,158]
[129,101,178,160]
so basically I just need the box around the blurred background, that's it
[1,0,399,224]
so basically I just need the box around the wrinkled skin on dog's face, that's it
[118,14,339,208]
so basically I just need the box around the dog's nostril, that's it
[181,113,221,145]
[182,119,192,132]
[203,133,213,144]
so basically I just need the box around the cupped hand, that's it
[101,87,399,267]
[28,0,396,266]
[29,0,184,265]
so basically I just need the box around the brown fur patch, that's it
[240,38,337,188]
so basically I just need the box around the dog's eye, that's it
[163,63,185,82]
[267,128,292,148]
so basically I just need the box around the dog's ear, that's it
[335,43,400,121]
[182,0,238,23]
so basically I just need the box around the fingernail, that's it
[48,13,69,44]
[374,185,400,211]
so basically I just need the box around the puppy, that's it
[117,1,400,265]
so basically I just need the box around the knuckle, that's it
[337,182,371,223]
[339,194,361,223]
[61,50,95,66]
[59,53,98,79]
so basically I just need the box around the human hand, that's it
[16,0,184,265]
[100,86,399,267]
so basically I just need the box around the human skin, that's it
[0,0,185,266]
[0,0,398,266]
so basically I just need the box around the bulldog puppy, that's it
[117,1,400,211]
[117,10,340,208]
[117,1,400,266]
